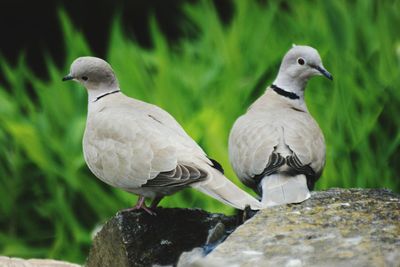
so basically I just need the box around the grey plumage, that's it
[229,45,332,207]
[63,56,262,213]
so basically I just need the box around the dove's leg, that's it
[133,196,146,209]
[240,205,259,223]
[122,196,156,215]
[134,196,156,215]
[150,196,163,209]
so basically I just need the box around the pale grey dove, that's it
[62,56,261,214]
[229,45,332,207]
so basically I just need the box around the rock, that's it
[86,208,238,267]
[0,256,80,267]
[176,248,205,267]
[192,188,400,267]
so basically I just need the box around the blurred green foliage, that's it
[0,0,399,263]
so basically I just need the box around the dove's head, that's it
[62,57,119,90]
[278,45,332,81]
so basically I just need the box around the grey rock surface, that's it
[191,188,400,267]
[0,256,80,267]
[86,208,238,267]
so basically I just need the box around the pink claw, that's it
[121,196,156,216]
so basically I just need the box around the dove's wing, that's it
[83,104,209,195]
[114,97,205,152]
[283,110,326,188]
[229,111,281,191]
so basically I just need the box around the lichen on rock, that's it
[192,188,400,267]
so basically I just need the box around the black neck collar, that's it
[271,84,300,100]
[93,90,120,102]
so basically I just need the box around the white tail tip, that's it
[261,174,310,207]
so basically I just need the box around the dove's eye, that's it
[81,76,88,81]
[297,58,305,65]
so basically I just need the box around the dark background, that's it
[0,0,233,79]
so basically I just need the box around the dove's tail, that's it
[260,173,310,207]
[195,168,262,210]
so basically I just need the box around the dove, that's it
[229,45,332,207]
[62,56,261,214]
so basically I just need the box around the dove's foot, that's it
[237,205,258,224]
[121,196,157,216]
[136,205,156,216]
[150,196,163,209]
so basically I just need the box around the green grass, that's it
[0,0,399,263]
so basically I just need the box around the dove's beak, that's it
[311,64,333,80]
[62,74,74,82]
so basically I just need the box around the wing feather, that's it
[84,104,211,191]
[143,164,207,188]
